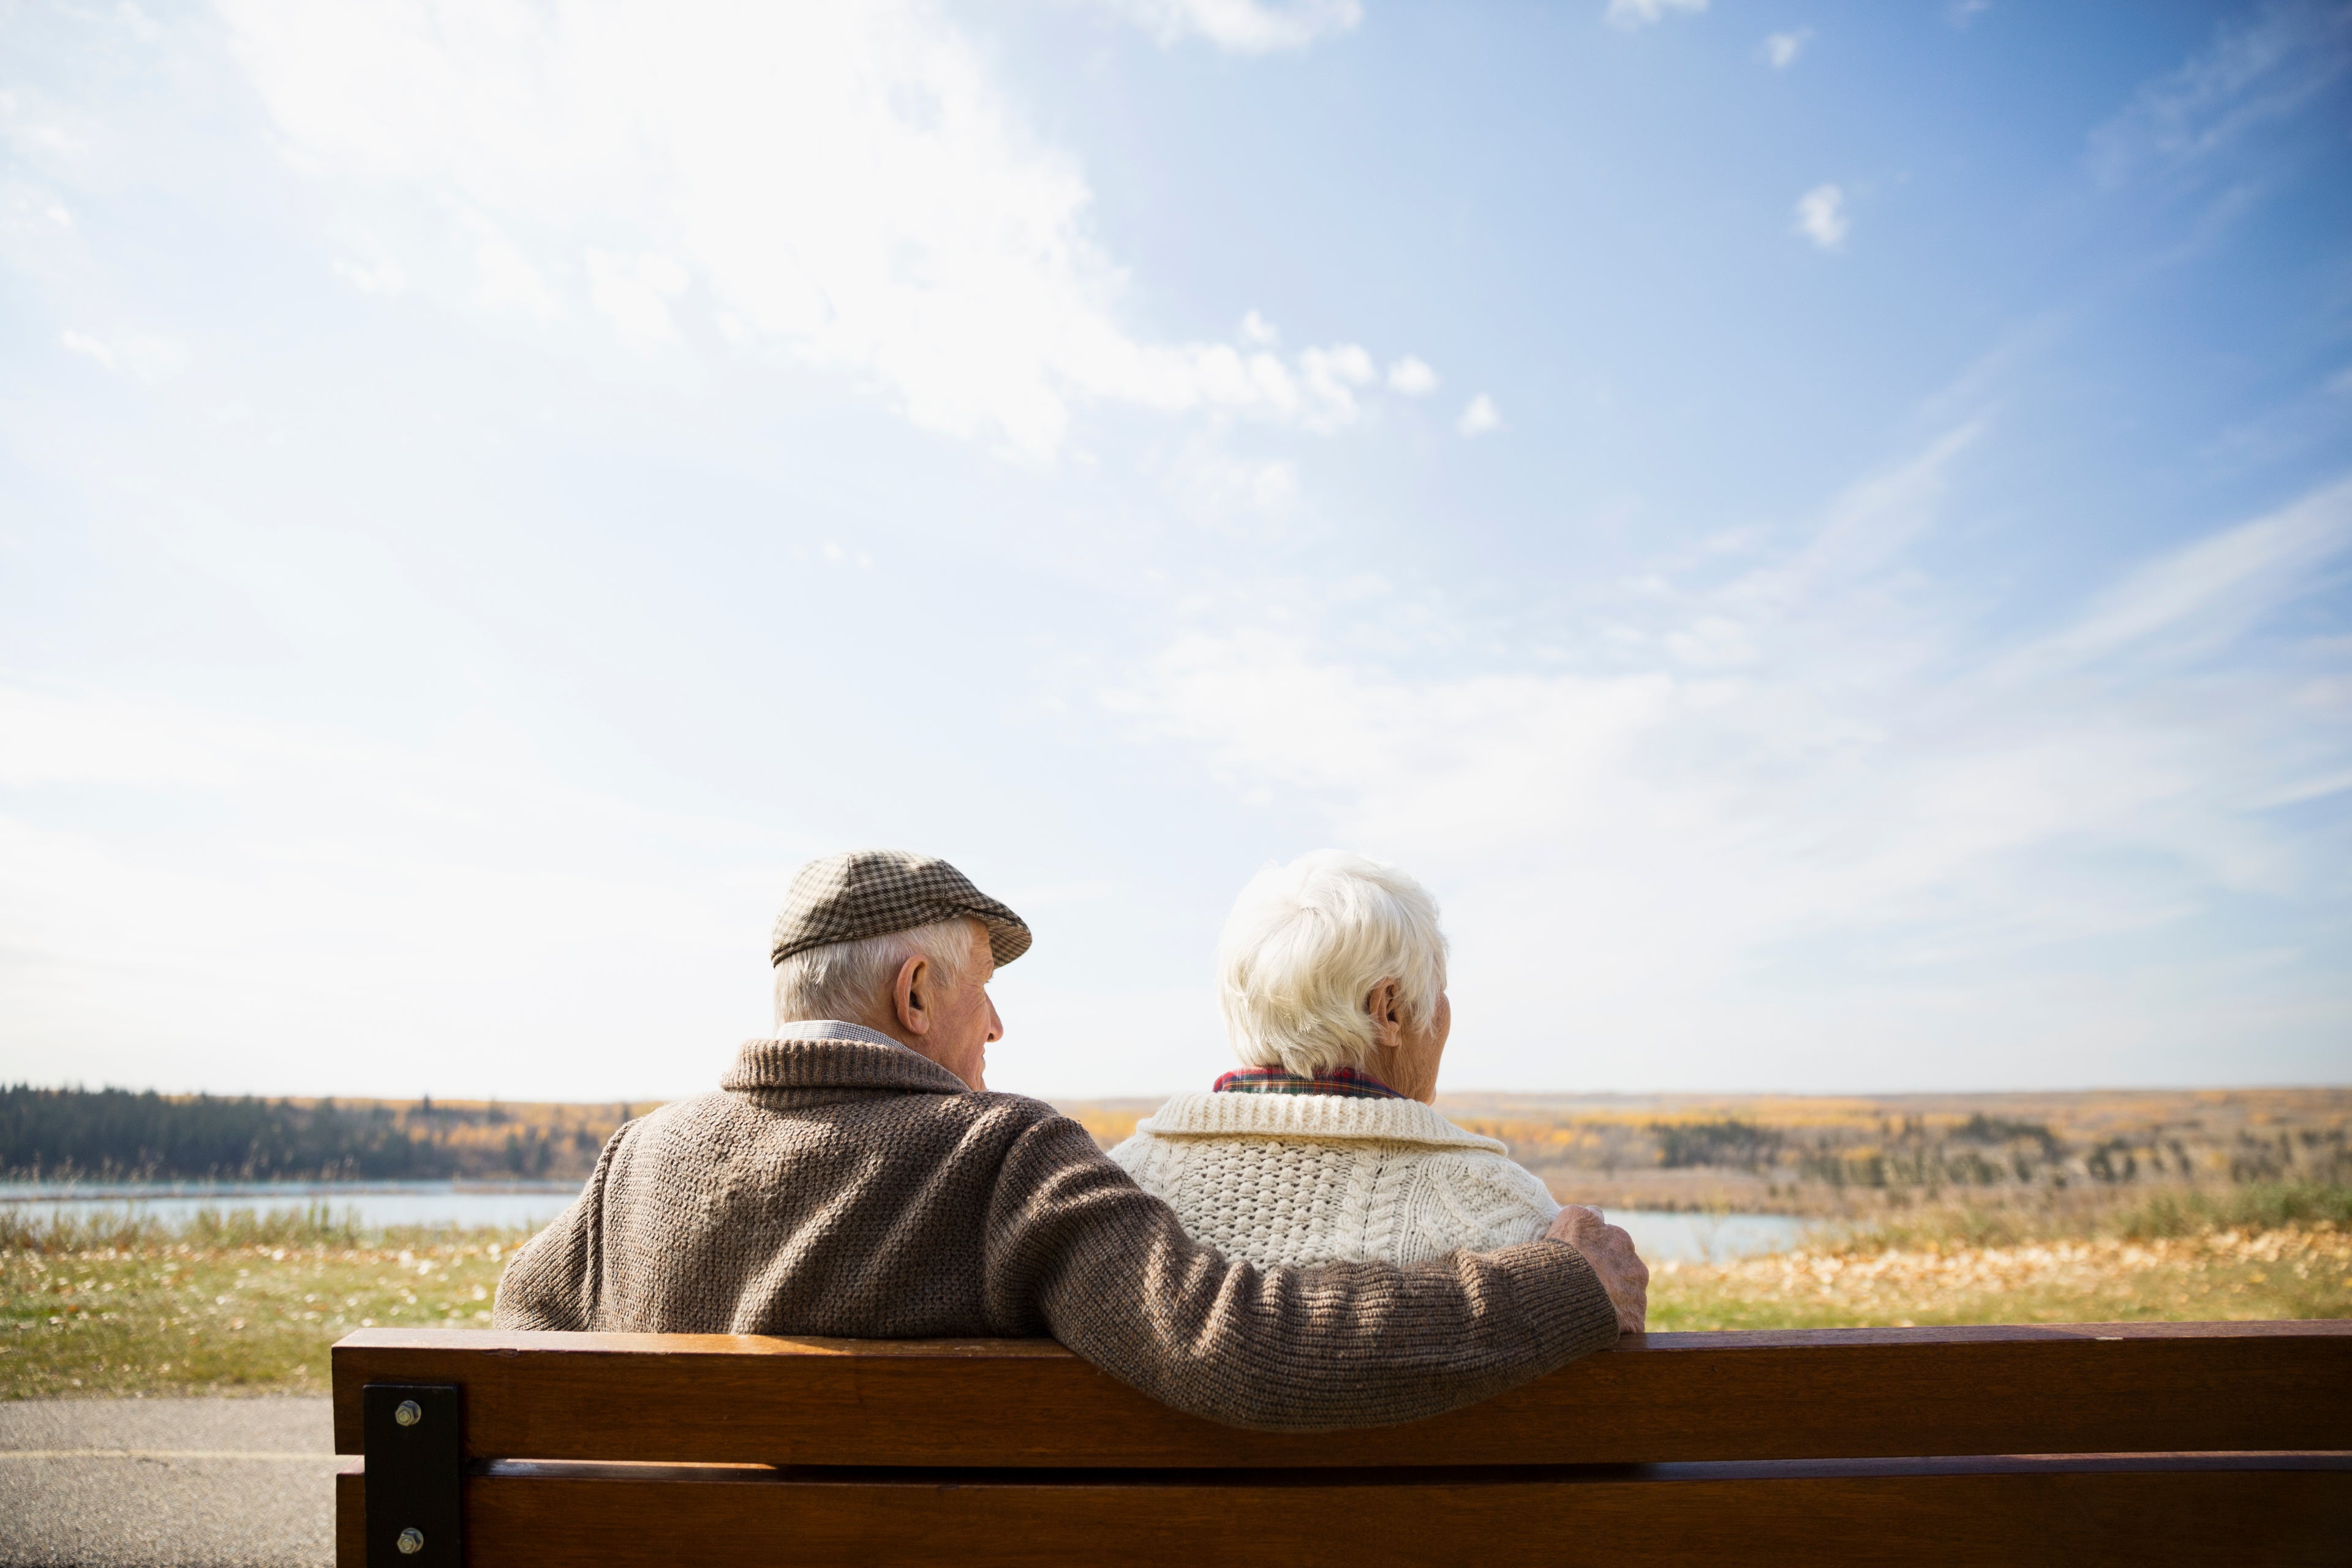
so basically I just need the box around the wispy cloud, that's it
[215,1,1427,460]
[2089,1,2352,186]
[2027,476,2352,668]
[584,249,688,345]
[1164,439,1303,525]
[58,329,116,372]
[1457,393,1502,436]
[58,326,184,382]
[1794,183,1849,251]
[1106,453,2352,1085]
[1087,0,1363,53]
[1606,0,1707,29]
[1762,29,1809,68]
[330,251,405,297]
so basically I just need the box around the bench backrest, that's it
[333,1321,2352,1567]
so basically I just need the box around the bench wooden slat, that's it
[332,1321,2352,1468]
[332,1453,2352,1567]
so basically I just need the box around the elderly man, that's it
[495,850,1646,1432]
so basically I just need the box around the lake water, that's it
[2,1182,1815,1264]
[1607,1208,1816,1264]
[0,1180,583,1232]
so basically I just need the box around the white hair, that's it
[1218,850,1449,1077]
[773,918,981,1030]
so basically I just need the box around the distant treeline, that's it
[0,1087,627,1182]
[1422,1088,2352,1216]
[1645,1112,2350,1189]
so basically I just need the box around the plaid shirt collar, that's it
[1209,1065,1403,1101]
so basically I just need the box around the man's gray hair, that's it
[773,917,982,1030]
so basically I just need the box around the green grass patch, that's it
[2,1207,526,1399]
[2109,1181,2352,1240]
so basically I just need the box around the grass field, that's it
[5,1185,2347,1398]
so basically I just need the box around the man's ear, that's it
[1365,979,1403,1049]
[894,954,932,1036]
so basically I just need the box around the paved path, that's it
[0,1400,335,1567]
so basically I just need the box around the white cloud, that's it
[1794,182,1849,251]
[1297,342,1377,429]
[214,0,1417,460]
[472,225,561,320]
[1090,0,1363,53]
[1240,309,1280,346]
[1763,29,1809,68]
[58,325,184,381]
[1166,439,1301,524]
[60,328,115,371]
[116,4,163,44]
[1947,0,1991,27]
[1105,455,2352,1086]
[332,254,406,296]
[1606,0,1707,31]
[586,249,689,345]
[1386,355,1438,395]
[1457,393,1502,436]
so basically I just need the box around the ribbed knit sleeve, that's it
[984,1115,1619,1433]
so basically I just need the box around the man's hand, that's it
[1547,1205,1648,1335]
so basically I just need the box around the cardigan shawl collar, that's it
[720,1029,970,1096]
[1139,1089,1509,1153]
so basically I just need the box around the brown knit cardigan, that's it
[493,1033,1619,1431]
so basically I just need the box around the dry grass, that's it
[1647,1182,2352,1329]
[1651,1223,2352,1330]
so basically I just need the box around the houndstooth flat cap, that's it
[770,850,1032,970]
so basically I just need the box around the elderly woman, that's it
[1111,850,1559,1270]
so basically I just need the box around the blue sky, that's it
[3,0,2348,1101]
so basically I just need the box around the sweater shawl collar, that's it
[1139,1090,1507,1152]
[722,1030,971,1095]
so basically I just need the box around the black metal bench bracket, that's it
[364,1382,464,1567]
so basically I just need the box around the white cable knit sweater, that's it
[1109,1091,1561,1271]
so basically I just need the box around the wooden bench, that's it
[333,1321,2352,1566]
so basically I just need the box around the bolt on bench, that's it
[333,1321,2351,1567]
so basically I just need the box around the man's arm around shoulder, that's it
[982,1114,1639,1433]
